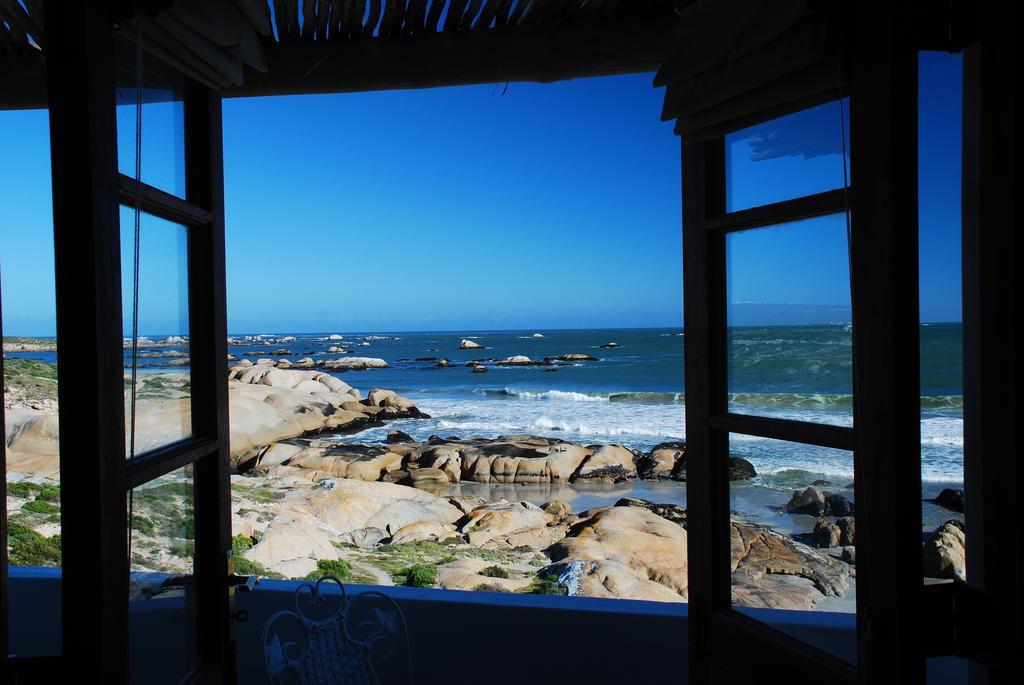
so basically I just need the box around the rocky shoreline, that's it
[4,361,966,607]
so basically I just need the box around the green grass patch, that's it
[131,515,156,537]
[305,558,351,581]
[525,575,567,596]
[401,564,436,588]
[3,358,58,402]
[21,499,60,515]
[473,583,509,593]
[7,522,61,566]
[231,552,283,579]
[232,534,255,551]
[479,565,510,579]
[7,481,60,502]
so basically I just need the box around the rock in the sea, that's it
[639,441,686,480]
[460,339,483,349]
[320,357,388,371]
[728,456,757,481]
[813,519,842,548]
[386,429,416,444]
[456,439,592,484]
[498,355,533,366]
[472,365,486,373]
[786,487,828,517]
[544,353,598,362]
[934,488,965,513]
[600,342,619,348]
[825,492,855,517]
[406,467,451,487]
[836,516,855,546]
[923,519,966,581]
[574,444,638,481]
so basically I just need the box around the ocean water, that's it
[237,324,963,486]
[9,324,964,485]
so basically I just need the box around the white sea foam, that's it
[343,389,965,485]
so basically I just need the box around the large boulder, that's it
[287,445,405,481]
[574,444,638,481]
[292,479,464,537]
[244,516,340,577]
[786,487,828,517]
[436,558,532,593]
[728,457,757,481]
[460,500,554,547]
[546,505,688,600]
[4,409,60,478]
[614,498,687,527]
[730,521,851,609]
[923,520,966,581]
[460,339,483,349]
[639,442,686,480]
[457,440,592,484]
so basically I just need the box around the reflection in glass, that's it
[725,98,849,212]
[121,208,191,454]
[726,214,853,426]
[2,107,62,572]
[115,33,186,197]
[728,434,856,664]
[129,465,197,680]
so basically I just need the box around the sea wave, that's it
[470,387,962,411]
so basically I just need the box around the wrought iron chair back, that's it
[262,576,413,685]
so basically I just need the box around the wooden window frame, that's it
[24,4,234,682]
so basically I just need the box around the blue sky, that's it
[0,54,962,335]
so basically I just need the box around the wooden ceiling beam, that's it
[224,17,675,98]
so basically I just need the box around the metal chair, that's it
[262,576,413,685]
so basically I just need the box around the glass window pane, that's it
[725,99,849,212]
[726,213,853,426]
[918,51,965,586]
[129,465,197,681]
[115,34,186,197]
[2,77,62,661]
[121,208,191,454]
[728,434,856,664]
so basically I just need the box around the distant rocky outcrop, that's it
[460,339,483,349]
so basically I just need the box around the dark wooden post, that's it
[848,7,923,683]
[185,81,234,679]
[682,134,731,683]
[962,5,1020,681]
[43,1,129,681]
